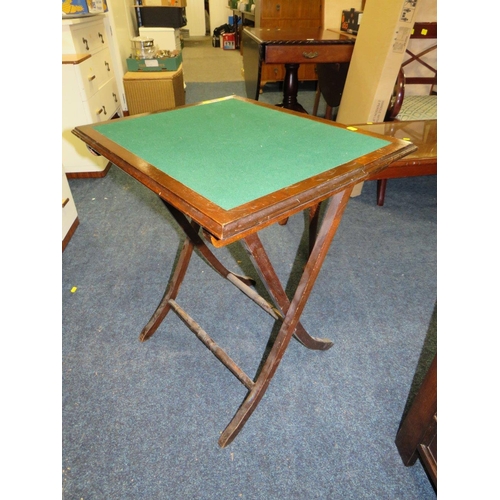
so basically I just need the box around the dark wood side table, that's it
[355,120,437,206]
[242,27,355,113]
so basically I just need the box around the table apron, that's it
[367,159,437,180]
[264,44,354,64]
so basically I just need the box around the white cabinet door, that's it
[62,165,78,249]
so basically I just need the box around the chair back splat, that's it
[385,22,437,121]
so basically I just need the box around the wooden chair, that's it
[313,22,437,205]
[377,22,437,204]
[385,22,437,121]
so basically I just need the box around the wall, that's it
[209,0,231,35]
[324,0,363,33]
[106,0,138,61]
[186,0,207,36]
[324,0,436,27]
[105,0,139,112]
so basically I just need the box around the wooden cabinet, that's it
[258,0,323,29]
[254,0,323,85]
[396,355,437,489]
[62,15,122,177]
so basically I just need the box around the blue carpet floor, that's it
[62,82,437,499]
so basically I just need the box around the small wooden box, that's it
[123,65,185,115]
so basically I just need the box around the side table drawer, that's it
[265,44,353,64]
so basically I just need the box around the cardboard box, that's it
[62,0,108,16]
[142,0,187,6]
[336,0,420,196]
[123,65,185,115]
[340,9,363,34]
[139,27,182,52]
[126,52,183,72]
[337,0,420,124]
[222,33,235,50]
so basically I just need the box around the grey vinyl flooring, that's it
[182,36,244,83]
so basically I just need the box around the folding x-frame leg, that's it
[139,187,353,447]
[140,203,259,342]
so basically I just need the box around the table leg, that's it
[243,232,333,351]
[308,203,321,255]
[173,197,330,351]
[140,201,256,342]
[219,187,353,447]
[277,63,307,113]
[140,235,194,342]
[377,179,387,206]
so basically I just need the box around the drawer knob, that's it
[105,61,110,71]
[302,51,319,59]
[113,93,118,103]
[88,74,96,82]
[98,32,104,43]
[82,37,89,51]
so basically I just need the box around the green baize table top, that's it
[93,97,390,211]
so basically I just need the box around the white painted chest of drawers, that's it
[62,15,122,176]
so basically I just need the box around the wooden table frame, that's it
[72,96,415,447]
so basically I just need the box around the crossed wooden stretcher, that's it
[139,191,350,447]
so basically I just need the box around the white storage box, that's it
[139,27,181,52]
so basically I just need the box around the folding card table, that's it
[72,96,415,447]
